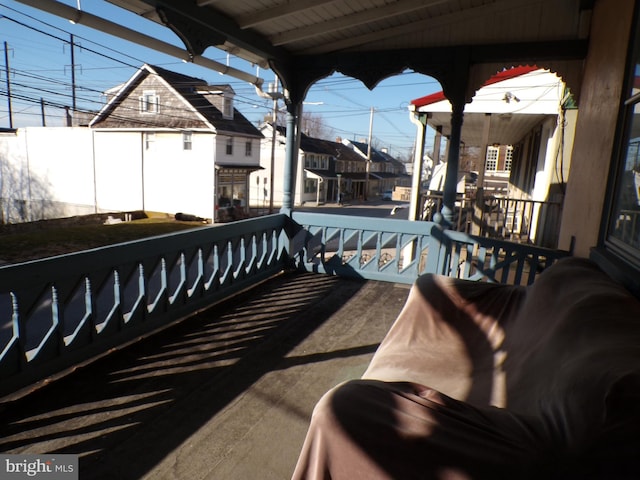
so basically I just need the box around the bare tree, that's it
[300,111,333,139]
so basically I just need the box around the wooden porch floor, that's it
[0,272,411,479]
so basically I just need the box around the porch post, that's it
[472,113,491,235]
[408,109,427,221]
[432,125,442,167]
[281,101,302,214]
[440,101,464,225]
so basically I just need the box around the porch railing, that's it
[0,215,290,398]
[421,193,563,247]
[0,212,570,398]
[291,211,569,285]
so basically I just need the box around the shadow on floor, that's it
[0,272,410,479]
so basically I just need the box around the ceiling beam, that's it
[299,0,577,55]
[270,0,448,47]
[236,0,338,29]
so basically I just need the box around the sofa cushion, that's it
[503,257,640,446]
[293,256,640,479]
[363,273,525,407]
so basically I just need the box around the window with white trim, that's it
[505,146,513,171]
[144,132,155,150]
[223,95,233,119]
[245,140,252,156]
[183,132,192,150]
[226,137,233,155]
[139,91,159,114]
[304,178,317,194]
[485,146,499,171]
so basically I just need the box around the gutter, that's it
[14,0,264,88]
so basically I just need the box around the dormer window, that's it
[139,90,159,114]
[223,94,233,119]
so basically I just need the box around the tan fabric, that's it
[363,275,525,407]
[292,258,640,479]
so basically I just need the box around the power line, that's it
[0,3,417,154]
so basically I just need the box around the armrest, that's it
[363,274,525,407]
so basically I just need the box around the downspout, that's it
[92,129,97,213]
[408,107,427,222]
[316,177,323,206]
[140,133,145,212]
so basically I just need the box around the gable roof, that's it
[91,64,262,137]
[348,140,401,165]
[264,123,364,163]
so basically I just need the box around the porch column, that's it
[281,101,302,214]
[432,125,442,166]
[440,101,464,225]
[408,109,428,221]
[472,113,491,235]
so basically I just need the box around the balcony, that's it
[0,212,569,478]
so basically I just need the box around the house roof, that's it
[266,123,365,163]
[91,64,262,137]
[349,140,402,166]
[411,66,539,108]
[409,66,567,146]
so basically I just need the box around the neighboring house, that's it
[0,65,264,224]
[90,64,263,222]
[0,127,96,223]
[410,66,577,244]
[253,123,365,206]
[410,66,576,203]
[340,139,410,198]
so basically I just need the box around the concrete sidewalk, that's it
[0,272,410,479]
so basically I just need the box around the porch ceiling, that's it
[100,0,589,102]
[428,111,551,146]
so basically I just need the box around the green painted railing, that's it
[0,212,570,398]
[0,214,290,398]
[290,212,570,285]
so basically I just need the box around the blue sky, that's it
[0,0,441,160]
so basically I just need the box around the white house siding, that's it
[93,131,144,214]
[215,134,261,167]
[0,126,257,224]
[0,127,96,222]
[93,131,217,220]
[251,126,303,209]
[143,132,215,220]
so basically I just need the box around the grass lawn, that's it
[0,215,208,264]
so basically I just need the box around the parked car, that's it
[381,190,393,201]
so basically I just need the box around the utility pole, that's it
[70,34,77,117]
[4,42,13,128]
[40,98,46,126]
[365,107,374,200]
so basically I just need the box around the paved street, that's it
[282,199,411,220]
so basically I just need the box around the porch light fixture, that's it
[503,92,520,103]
